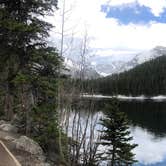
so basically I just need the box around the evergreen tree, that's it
[0,0,58,119]
[86,55,166,96]
[0,1,68,164]
[99,99,137,166]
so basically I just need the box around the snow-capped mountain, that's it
[64,46,166,78]
[91,46,166,76]
[64,58,100,79]
[121,46,166,72]
[131,46,166,63]
[91,60,127,76]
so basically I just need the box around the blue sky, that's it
[101,2,166,25]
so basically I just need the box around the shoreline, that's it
[82,94,166,101]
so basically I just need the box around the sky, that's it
[49,0,166,60]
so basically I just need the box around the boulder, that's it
[37,163,51,166]
[4,135,16,142]
[0,120,6,125]
[13,136,44,157]
[0,123,18,133]
[0,122,51,166]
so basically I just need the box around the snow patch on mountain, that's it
[122,46,166,72]
[64,57,100,79]
[63,46,166,78]
[90,46,166,76]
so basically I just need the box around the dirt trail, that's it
[0,141,21,166]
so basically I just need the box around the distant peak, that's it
[153,46,166,51]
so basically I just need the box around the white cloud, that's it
[138,0,166,16]
[107,0,135,5]
[49,0,166,59]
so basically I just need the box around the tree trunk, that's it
[20,84,34,136]
[4,83,13,121]
[111,145,116,166]
[25,88,34,136]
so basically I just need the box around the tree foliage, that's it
[99,99,137,166]
[86,55,166,96]
[0,1,68,164]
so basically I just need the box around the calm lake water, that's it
[119,100,166,166]
[66,98,166,166]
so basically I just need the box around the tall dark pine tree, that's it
[0,0,58,120]
[0,0,68,161]
[99,99,137,166]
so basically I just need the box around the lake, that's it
[120,100,166,166]
[64,98,166,166]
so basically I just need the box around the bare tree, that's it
[63,29,100,166]
[55,1,100,165]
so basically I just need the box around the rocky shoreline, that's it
[0,120,52,166]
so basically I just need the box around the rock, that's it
[0,123,18,133]
[13,136,44,156]
[37,163,51,166]
[0,125,50,166]
[4,135,16,141]
[0,120,6,125]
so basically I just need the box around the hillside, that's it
[63,46,166,78]
[87,55,166,96]
[90,46,166,76]
[64,58,100,79]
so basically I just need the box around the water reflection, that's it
[131,126,166,166]
[119,101,166,138]
[113,100,166,165]
[66,99,166,165]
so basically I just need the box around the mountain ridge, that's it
[91,46,166,76]
[87,55,166,96]
[64,46,166,78]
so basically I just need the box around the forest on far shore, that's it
[84,55,166,96]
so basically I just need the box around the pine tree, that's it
[99,99,137,166]
[0,1,68,164]
[0,0,58,120]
